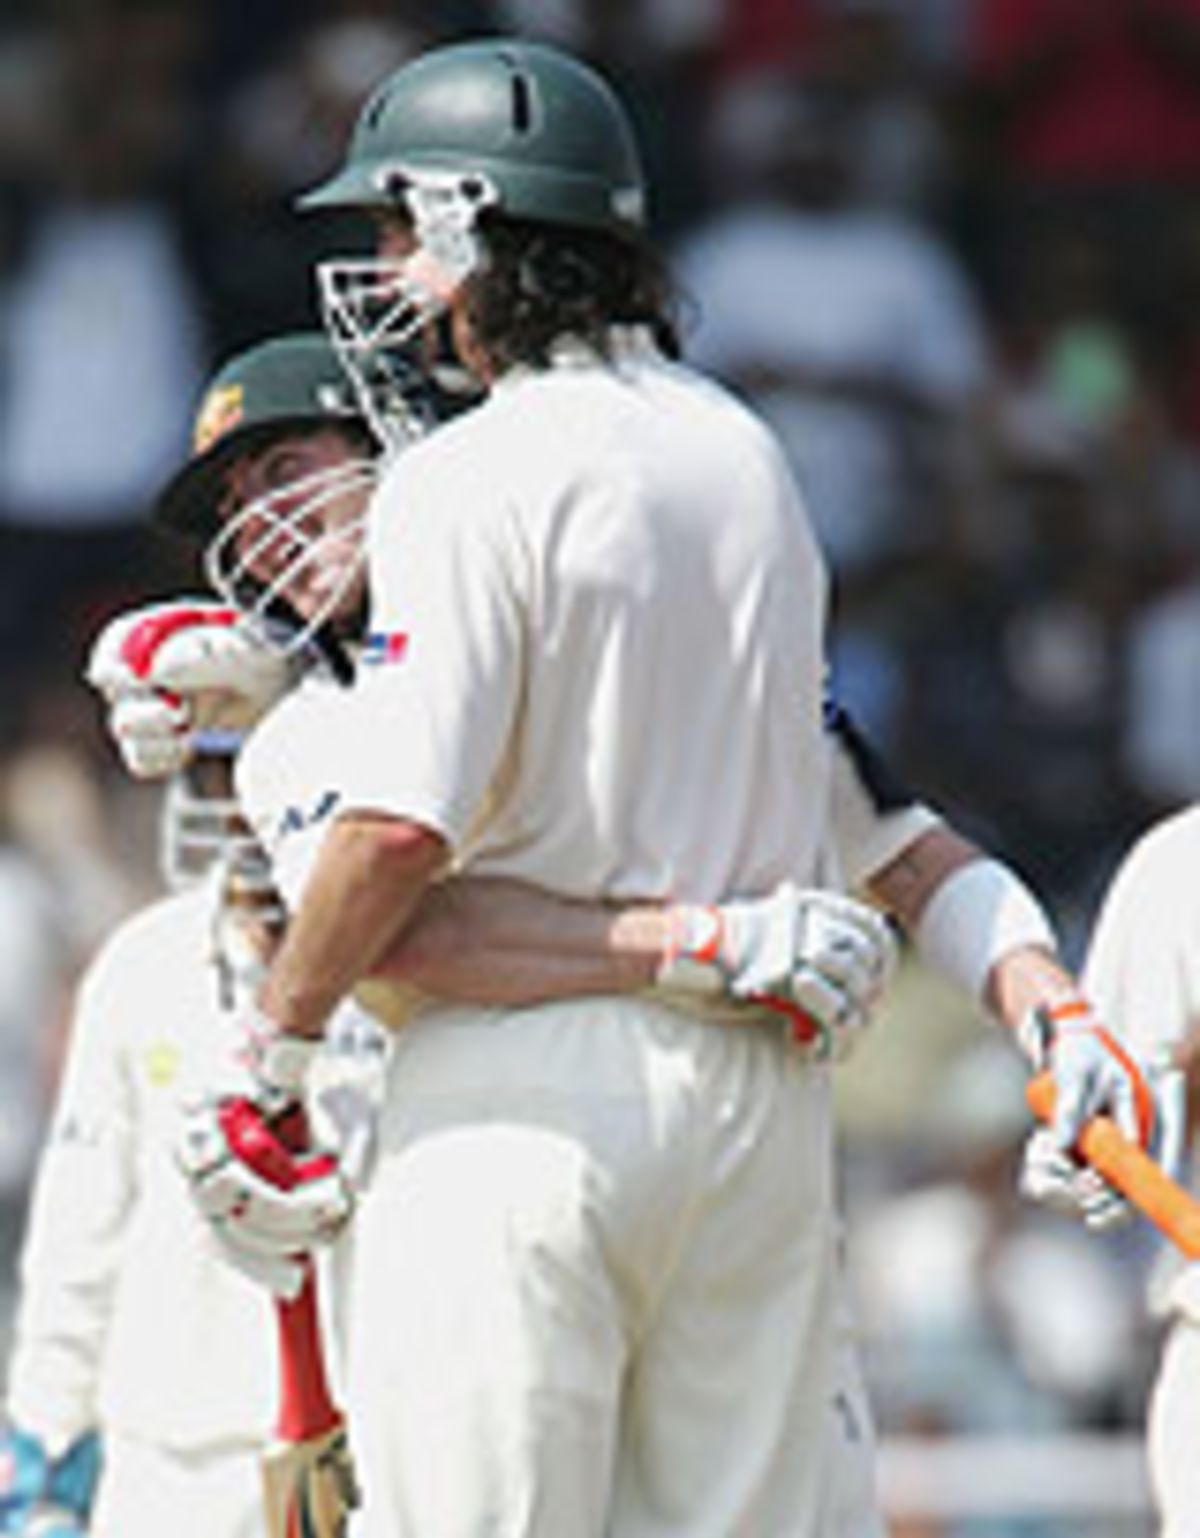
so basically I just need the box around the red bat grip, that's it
[1026,1072,1200,1259]
[275,1268,343,1442]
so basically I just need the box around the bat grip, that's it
[1025,1072,1200,1259]
[275,1266,343,1441]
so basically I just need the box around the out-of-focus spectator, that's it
[0,5,205,713]
[848,1036,1149,1535]
[492,0,722,236]
[966,0,1200,336]
[5,740,146,965]
[897,402,1150,933]
[1159,204,1200,455]
[193,10,433,353]
[0,833,66,1328]
[674,74,990,597]
[798,0,955,217]
[0,734,114,1346]
[714,0,974,84]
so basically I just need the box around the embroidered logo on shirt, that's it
[144,1040,181,1088]
[361,630,409,666]
[276,788,342,843]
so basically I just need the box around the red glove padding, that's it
[179,1098,354,1298]
[85,599,293,777]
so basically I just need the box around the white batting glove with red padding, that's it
[179,1099,354,1299]
[1016,996,1186,1229]
[177,1005,349,1296]
[85,599,295,778]
[176,1002,356,1291]
[658,882,897,1061]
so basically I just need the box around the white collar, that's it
[491,325,661,395]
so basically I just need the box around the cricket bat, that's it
[223,1099,360,1536]
[1026,1071,1200,1259]
[261,1263,360,1536]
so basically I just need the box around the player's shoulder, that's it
[80,886,213,985]
[1111,806,1200,890]
[374,396,504,516]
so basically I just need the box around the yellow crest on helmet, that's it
[193,384,245,454]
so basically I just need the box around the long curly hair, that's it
[462,216,682,374]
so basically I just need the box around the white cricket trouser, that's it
[1148,1316,1200,1537]
[820,1306,887,1538]
[90,1431,266,1536]
[344,995,847,1537]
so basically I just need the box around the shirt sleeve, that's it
[332,454,528,849]
[825,699,943,889]
[1083,814,1200,1055]
[5,946,137,1445]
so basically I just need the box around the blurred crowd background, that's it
[4,0,1200,1529]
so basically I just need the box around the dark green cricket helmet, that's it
[154,333,363,538]
[298,37,646,237]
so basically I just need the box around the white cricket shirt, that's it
[4,883,280,1451]
[332,332,831,904]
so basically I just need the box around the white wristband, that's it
[913,858,1057,1001]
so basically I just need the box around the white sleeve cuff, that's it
[913,858,1058,1001]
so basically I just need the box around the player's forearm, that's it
[982,944,1085,1037]
[864,824,980,930]
[869,826,1070,1030]
[375,877,663,1003]
[260,811,447,1036]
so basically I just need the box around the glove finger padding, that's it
[1017,998,1162,1153]
[85,600,294,760]
[1017,997,1187,1228]
[659,883,897,1061]
[1019,1126,1132,1231]
[209,1227,309,1302]
[146,620,293,724]
[86,599,235,695]
[737,887,897,1060]
[178,1097,354,1294]
[107,689,193,779]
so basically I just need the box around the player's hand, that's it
[659,882,898,1061]
[84,599,295,778]
[1016,996,1186,1227]
[179,1097,355,1299]
[0,1424,101,1536]
[1018,1127,1134,1230]
[177,1006,353,1297]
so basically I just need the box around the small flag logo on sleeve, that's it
[362,631,409,666]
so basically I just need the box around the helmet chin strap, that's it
[316,168,497,448]
[399,167,497,287]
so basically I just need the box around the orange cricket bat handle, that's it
[1026,1072,1200,1259]
[275,1265,343,1443]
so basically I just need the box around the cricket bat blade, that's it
[261,1418,359,1537]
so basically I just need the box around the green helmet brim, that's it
[153,333,364,538]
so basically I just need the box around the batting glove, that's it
[0,1425,101,1536]
[658,882,898,1061]
[177,1005,353,1297]
[180,1097,355,1299]
[84,599,295,778]
[1016,996,1186,1229]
